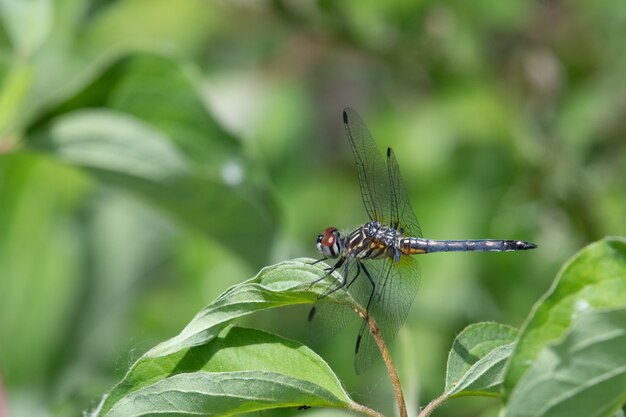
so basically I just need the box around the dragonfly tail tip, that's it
[522,241,538,250]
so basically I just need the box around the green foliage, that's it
[0,153,89,385]
[101,327,352,417]
[1,1,625,417]
[505,237,626,391]
[445,322,517,397]
[92,239,626,416]
[506,308,626,417]
[94,260,354,416]
[438,238,626,417]
[29,52,276,266]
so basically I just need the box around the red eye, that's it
[321,227,337,247]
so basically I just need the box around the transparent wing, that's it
[343,108,391,225]
[308,260,358,344]
[349,256,421,373]
[340,109,422,372]
[387,148,422,237]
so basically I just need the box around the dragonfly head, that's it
[316,227,342,258]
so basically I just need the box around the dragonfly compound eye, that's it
[316,227,340,258]
[319,227,340,258]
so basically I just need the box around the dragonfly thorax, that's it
[351,221,404,258]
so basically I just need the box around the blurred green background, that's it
[0,1,624,416]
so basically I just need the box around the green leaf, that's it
[96,327,352,417]
[44,53,242,165]
[4,0,214,135]
[47,109,190,179]
[0,153,89,384]
[106,54,241,166]
[0,0,52,56]
[40,109,276,266]
[445,322,517,397]
[79,0,213,59]
[95,259,354,416]
[50,110,190,182]
[505,308,626,417]
[505,237,626,393]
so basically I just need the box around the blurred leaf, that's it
[39,109,275,266]
[2,0,213,136]
[0,152,89,384]
[107,54,240,164]
[52,109,188,171]
[505,237,626,393]
[445,322,517,397]
[457,1,531,30]
[38,52,242,165]
[95,259,354,415]
[95,327,352,417]
[79,0,212,59]
[506,308,626,417]
[47,109,190,178]
[0,60,34,140]
[0,0,52,56]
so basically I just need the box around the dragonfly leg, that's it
[309,257,327,266]
[318,258,351,299]
[310,257,347,274]
[309,258,349,321]
[314,261,361,320]
[346,262,361,289]
[360,263,377,313]
[309,257,338,276]
[356,319,368,354]
[355,262,377,354]
[306,257,345,291]
[377,248,400,301]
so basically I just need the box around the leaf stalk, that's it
[358,306,408,417]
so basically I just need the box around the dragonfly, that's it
[310,108,536,373]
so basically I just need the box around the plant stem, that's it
[358,306,408,417]
[417,392,448,417]
[0,375,7,417]
[349,401,386,417]
[0,59,32,141]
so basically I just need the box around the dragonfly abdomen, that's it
[400,238,536,254]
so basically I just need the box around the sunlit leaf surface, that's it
[506,308,626,417]
[95,259,355,416]
[505,237,626,392]
[96,327,352,417]
[445,322,517,397]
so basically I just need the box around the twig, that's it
[357,306,408,417]
[0,373,8,417]
[417,392,448,417]
[348,401,386,417]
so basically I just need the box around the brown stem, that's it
[357,306,408,417]
[0,372,8,417]
[348,401,386,417]
[417,392,448,417]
